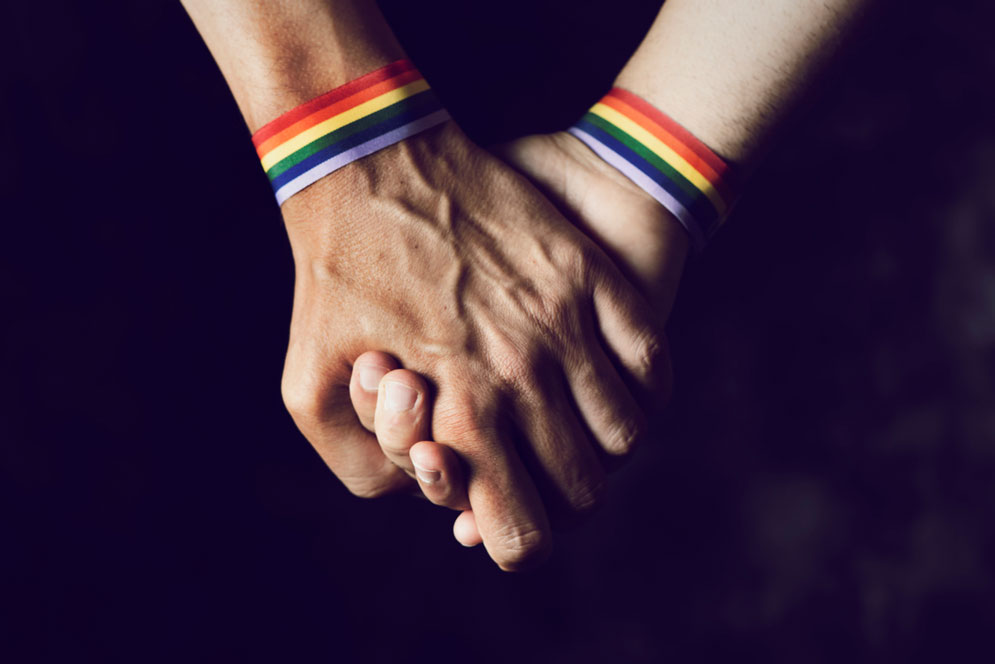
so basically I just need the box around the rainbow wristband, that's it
[569,88,735,251]
[252,59,450,205]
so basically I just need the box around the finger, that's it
[363,366,472,509]
[453,510,482,547]
[373,369,432,475]
[512,367,607,524]
[565,338,648,463]
[434,400,553,571]
[409,440,469,510]
[467,446,552,572]
[283,371,414,498]
[591,271,674,407]
[348,351,399,432]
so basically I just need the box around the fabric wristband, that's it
[568,87,736,251]
[251,59,451,205]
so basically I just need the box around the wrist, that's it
[550,131,690,257]
[182,0,406,132]
[281,120,465,233]
[552,131,689,308]
[238,42,407,133]
[253,59,451,207]
[567,87,736,253]
[237,54,403,135]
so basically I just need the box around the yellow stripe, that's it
[590,102,727,216]
[260,79,430,171]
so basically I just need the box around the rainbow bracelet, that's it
[252,59,450,205]
[569,87,735,251]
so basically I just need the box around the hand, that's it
[496,131,690,319]
[347,130,692,548]
[280,122,668,570]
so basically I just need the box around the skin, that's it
[614,0,869,165]
[182,0,872,566]
[351,0,873,547]
[349,130,689,545]
[181,0,669,570]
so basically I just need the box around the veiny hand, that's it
[347,130,692,548]
[280,122,668,570]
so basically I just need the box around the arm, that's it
[180,0,405,132]
[616,0,870,167]
[180,0,667,570]
[499,0,872,313]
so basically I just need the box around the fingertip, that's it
[353,352,399,391]
[410,440,456,476]
[378,369,430,413]
[349,352,400,432]
[373,369,434,474]
[494,530,553,573]
[411,441,469,510]
[453,510,482,547]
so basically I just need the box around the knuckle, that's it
[564,239,597,276]
[493,525,552,572]
[566,475,607,515]
[281,375,327,421]
[540,293,579,337]
[548,234,587,274]
[525,280,583,341]
[604,415,645,456]
[341,475,395,500]
[632,330,666,379]
[571,241,608,290]
[544,237,606,300]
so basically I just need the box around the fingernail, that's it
[359,366,383,392]
[413,462,441,485]
[384,382,417,412]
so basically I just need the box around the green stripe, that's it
[583,111,703,204]
[266,89,439,180]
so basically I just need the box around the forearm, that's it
[180,0,404,131]
[616,0,870,166]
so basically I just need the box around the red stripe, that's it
[599,94,735,206]
[254,68,423,159]
[252,59,416,147]
[599,95,721,184]
[608,87,729,179]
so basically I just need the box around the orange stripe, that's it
[252,60,415,146]
[256,69,424,159]
[601,93,735,206]
[609,88,729,176]
[599,95,718,183]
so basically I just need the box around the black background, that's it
[4,0,995,662]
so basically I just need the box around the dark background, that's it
[3,0,994,661]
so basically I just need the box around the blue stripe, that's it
[268,95,444,192]
[574,117,719,229]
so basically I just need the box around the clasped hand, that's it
[281,122,688,570]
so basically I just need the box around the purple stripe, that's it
[274,109,451,205]
[567,127,706,252]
